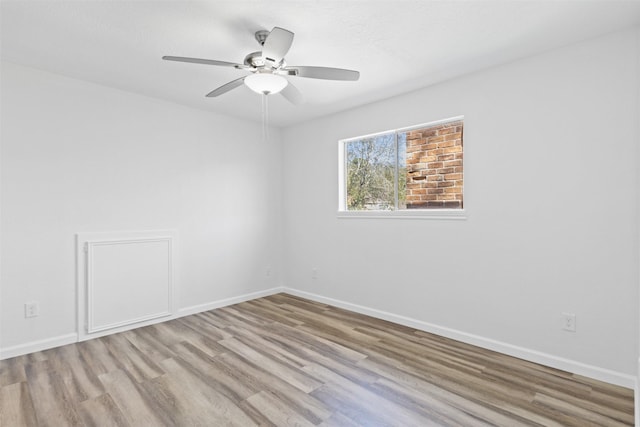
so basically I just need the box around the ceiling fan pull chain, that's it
[262,93,269,142]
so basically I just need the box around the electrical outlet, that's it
[312,268,318,280]
[562,312,576,332]
[25,301,40,318]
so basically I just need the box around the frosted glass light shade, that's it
[244,73,288,95]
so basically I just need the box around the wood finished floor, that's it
[0,293,634,427]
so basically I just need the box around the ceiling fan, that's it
[163,26,360,104]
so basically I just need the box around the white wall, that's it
[0,62,283,353]
[282,28,640,379]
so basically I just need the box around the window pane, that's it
[345,133,396,210]
[341,118,463,213]
[397,133,407,210]
[403,120,463,209]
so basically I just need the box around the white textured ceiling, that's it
[2,1,640,127]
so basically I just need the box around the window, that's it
[339,117,464,217]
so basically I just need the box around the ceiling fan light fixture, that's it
[244,73,288,95]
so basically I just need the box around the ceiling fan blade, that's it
[262,27,294,64]
[206,76,246,97]
[281,81,304,105]
[163,56,249,70]
[286,66,360,81]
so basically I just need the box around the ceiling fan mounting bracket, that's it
[254,30,270,46]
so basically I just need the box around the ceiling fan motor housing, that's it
[244,51,266,68]
[244,51,286,70]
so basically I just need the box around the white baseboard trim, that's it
[0,286,286,360]
[0,333,78,360]
[284,288,637,389]
[178,286,286,317]
[633,358,640,426]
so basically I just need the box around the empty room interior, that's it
[2,1,640,426]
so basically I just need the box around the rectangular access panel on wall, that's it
[77,230,177,340]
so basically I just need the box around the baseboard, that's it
[0,286,286,360]
[0,333,78,360]
[178,286,286,317]
[284,288,637,389]
[633,358,640,426]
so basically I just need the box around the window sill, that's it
[336,209,467,220]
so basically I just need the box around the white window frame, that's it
[338,116,466,220]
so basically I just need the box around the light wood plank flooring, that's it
[0,293,634,426]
